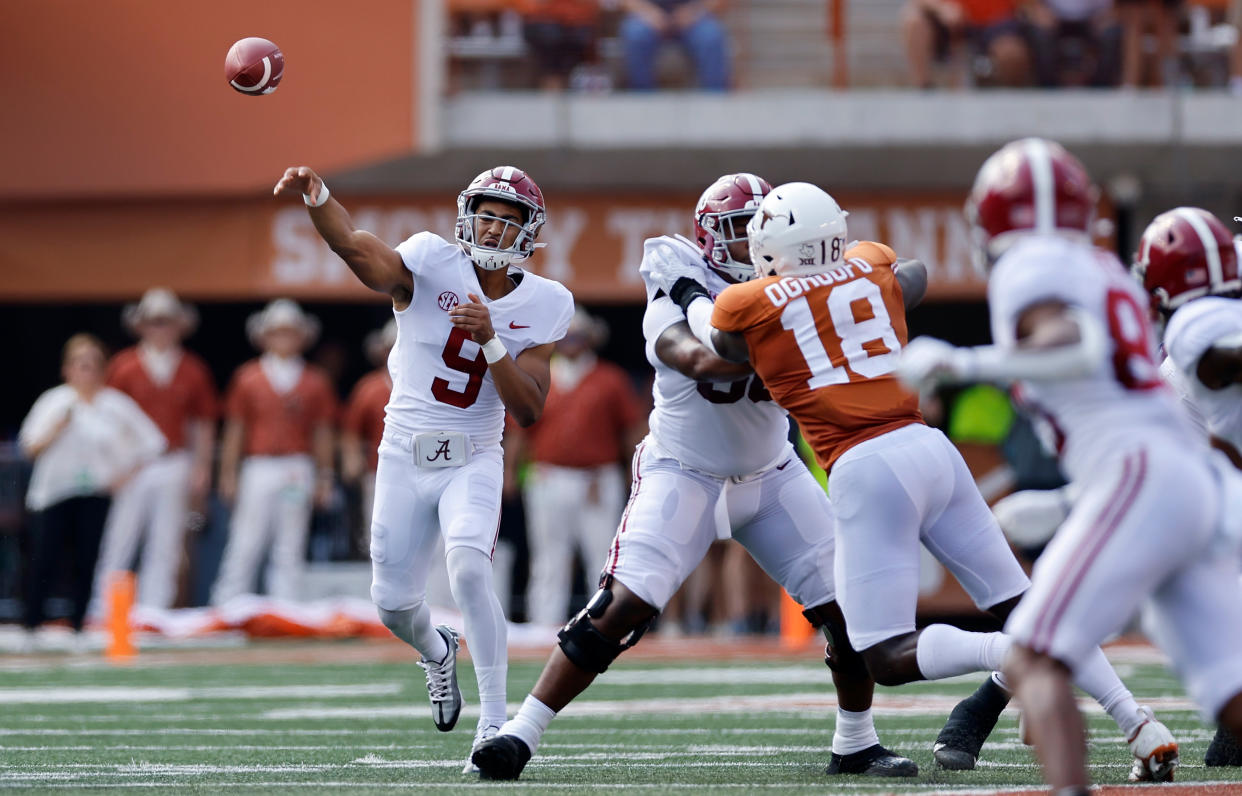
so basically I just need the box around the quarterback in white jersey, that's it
[274,164,574,772]
[474,174,917,781]
[898,138,1242,794]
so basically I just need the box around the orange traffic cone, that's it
[779,589,816,650]
[105,571,136,661]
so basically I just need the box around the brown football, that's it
[225,37,284,95]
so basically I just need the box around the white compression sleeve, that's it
[685,296,721,356]
[955,308,1108,384]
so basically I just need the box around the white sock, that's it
[832,708,880,755]
[475,664,508,728]
[914,625,1012,680]
[1072,646,1144,738]
[499,695,557,753]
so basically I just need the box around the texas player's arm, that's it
[895,258,928,310]
[273,166,412,306]
[662,279,753,364]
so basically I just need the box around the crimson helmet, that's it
[455,166,547,270]
[965,138,1097,266]
[694,173,773,282]
[1133,207,1241,315]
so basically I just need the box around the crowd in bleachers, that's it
[449,0,1242,91]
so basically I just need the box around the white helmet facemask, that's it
[746,182,849,279]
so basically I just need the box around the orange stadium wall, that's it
[0,194,993,303]
[0,0,419,199]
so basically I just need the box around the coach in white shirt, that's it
[18,334,166,639]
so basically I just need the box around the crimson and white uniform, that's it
[371,232,574,611]
[1162,296,1242,453]
[995,236,1242,716]
[602,235,836,612]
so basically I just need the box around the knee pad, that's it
[557,586,652,674]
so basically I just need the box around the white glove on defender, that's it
[646,243,708,295]
[992,487,1071,548]
[895,336,968,392]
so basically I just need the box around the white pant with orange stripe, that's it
[95,450,193,609]
[603,437,836,612]
[1006,440,1242,717]
[211,454,314,604]
[524,462,627,626]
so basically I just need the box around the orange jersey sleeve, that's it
[713,241,922,471]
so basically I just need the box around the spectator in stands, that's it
[518,0,601,91]
[901,0,1031,88]
[211,300,337,604]
[1024,0,1120,86]
[515,306,645,625]
[19,334,165,644]
[1116,0,1182,87]
[94,289,217,611]
[619,0,731,90]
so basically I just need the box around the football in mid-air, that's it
[225,37,284,95]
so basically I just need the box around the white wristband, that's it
[303,181,330,208]
[481,335,507,364]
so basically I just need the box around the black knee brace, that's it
[557,587,651,674]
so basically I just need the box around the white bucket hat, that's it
[364,319,397,366]
[246,298,320,350]
[122,288,198,336]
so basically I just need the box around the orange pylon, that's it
[105,571,136,661]
[779,589,816,650]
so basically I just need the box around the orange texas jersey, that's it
[712,241,923,472]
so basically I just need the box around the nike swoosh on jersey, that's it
[509,321,531,329]
[776,459,791,470]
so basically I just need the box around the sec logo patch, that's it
[438,291,460,311]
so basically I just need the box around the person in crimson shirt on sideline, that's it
[513,307,645,626]
[210,299,337,605]
[94,288,217,610]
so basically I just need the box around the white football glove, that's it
[895,336,967,393]
[992,487,1070,548]
[646,243,708,295]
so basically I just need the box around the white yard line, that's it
[0,683,401,704]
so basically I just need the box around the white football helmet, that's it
[746,182,849,278]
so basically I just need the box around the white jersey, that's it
[1162,296,1242,454]
[385,232,574,447]
[638,234,789,476]
[989,235,1199,481]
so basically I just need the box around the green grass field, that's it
[2,640,1240,794]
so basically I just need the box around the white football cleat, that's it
[418,625,462,732]
[1128,706,1178,782]
[463,721,502,774]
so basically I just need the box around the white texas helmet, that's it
[746,182,849,278]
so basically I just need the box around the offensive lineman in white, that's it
[897,138,1242,794]
[273,165,574,771]
[473,174,918,781]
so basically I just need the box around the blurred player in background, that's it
[897,138,1242,792]
[515,305,645,627]
[473,173,918,781]
[674,178,1176,781]
[211,299,337,605]
[19,334,166,646]
[1133,206,1242,768]
[94,288,217,611]
[273,164,574,771]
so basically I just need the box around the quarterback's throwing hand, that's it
[895,336,964,393]
[449,293,496,345]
